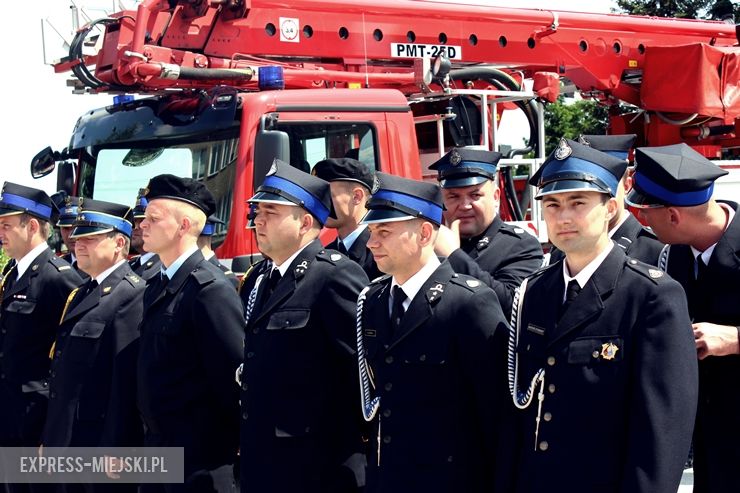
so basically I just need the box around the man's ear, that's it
[667,207,681,226]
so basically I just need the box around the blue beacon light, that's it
[258,66,285,91]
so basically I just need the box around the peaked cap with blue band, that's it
[429,148,503,188]
[201,214,225,236]
[71,198,133,238]
[132,188,149,219]
[248,159,334,226]
[0,182,54,221]
[529,138,628,199]
[144,174,216,217]
[579,134,637,161]
[55,195,81,227]
[361,172,444,225]
[626,143,727,208]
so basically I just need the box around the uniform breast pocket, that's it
[66,322,106,364]
[267,309,310,331]
[155,314,182,337]
[5,299,37,315]
[567,336,625,385]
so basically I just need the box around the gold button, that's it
[544,412,552,422]
[538,441,549,451]
[547,356,556,366]
[548,384,556,394]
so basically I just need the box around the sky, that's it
[1,0,615,193]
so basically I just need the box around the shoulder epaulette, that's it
[49,255,73,272]
[449,273,485,292]
[316,249,344,264]
[192,266,217,285]
[625,257,665,284]
[125,273,143,287]
[500,223,528,238]
[529,259,558,280]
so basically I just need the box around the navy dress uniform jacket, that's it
[42,262,144,449]
[361,261,509,493]
[238,239,369,493]
[326,227,382,281]
[506,246,698,493]
[207,255,239,289]
[128,254,162,282]
[446,215,543,318]
[550,214,664,266]
[663,200,740,493]
[0,248,82,445]
[137,250,244,482]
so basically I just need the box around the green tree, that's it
[543,96,609,154]
[0,249,8,274]
[615,0,738,20]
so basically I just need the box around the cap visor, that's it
[439,175,490,189]
[57,218,77,227]
[0,207,23,218]
[360,208,416,224]
[624,189,666,209]
[535,180,610,199]
[70,226,115,238]
[247,191,298,206]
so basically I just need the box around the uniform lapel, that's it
[5,248,53,299]
[547,247,623,347]
[710,201,740,273]
[386,262,453,351]
[64,263,130,321]
[251,240,323,325]
[348,227,370,263]
[463,216,501,259]
[146,250,204,310]
[611,214,642,254]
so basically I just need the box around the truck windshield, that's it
[78,136,239,236]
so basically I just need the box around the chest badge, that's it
[600,342,619,360]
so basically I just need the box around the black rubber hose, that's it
[178,66,254,82]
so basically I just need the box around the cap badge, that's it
[371,175,381,194]
[600,342,619,360]
[266,161,279,177]
[450,149,462,166]
[64,196,73,206]
[554,138,572,160]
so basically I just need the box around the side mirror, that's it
[253,115,289,188]
[30,146,57,178]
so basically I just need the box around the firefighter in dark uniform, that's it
[50,192,86,273]
[41,199,144,493]
[548,134,664,265]
[626,143,740,493]
[128,188,161,281]
[430,148,543,317]
[238,161,368,493]
[502,139,698,493]
[137,175,243,493]
[312,157,382,280]
[357,172,509,493]
[0,182,83,492]
[198,214,238,288]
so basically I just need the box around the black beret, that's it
[144,174,216,216]
[626,143,728,208]
[362,172,444,225]
[312,158,375,190]
[0,182,54,221]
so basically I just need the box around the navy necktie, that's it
[390,285,407,333]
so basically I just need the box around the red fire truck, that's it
[32,0,740,263]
